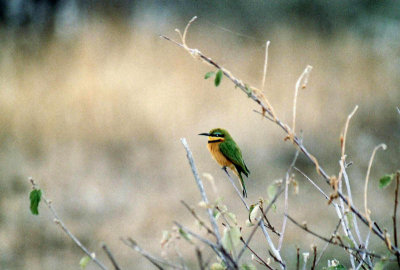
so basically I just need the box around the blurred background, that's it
[0,0,399,269]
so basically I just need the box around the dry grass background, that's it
[0,16,399,269]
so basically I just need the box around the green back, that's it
[219,139,250,176]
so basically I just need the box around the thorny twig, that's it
[29,178,109,270]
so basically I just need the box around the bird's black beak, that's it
[198,133,210,136]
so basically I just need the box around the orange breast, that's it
[207,142,234,168]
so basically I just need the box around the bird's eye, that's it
[214,133,223,137]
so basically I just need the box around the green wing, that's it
[219,140,250,176]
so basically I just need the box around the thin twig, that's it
[173,222,237,269]
[293,167,336,206]
[340,161,363,244]
[223,168,284,267]
[180,200,216,238]
[315,218,342,267]
[278,147,301,251]
[364,143,387,226]
[195,248,205,270]
[29,178,108,270]
[222,168,249,210]
[121,238,178,270]
[102,244,121,270]
[260,209,281,237]
[296,248,300,270]
[261,41,270,91]
[337,106,358,183]
[394,172,400,266]
[292,65,312,135]
[237,186,284,262]
[268,250,286,269]
[311,246,317,270]
[240,238,273,270]
[180,138,221,244]
[286,215,385,259]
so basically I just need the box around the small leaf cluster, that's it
[205,70,223,86]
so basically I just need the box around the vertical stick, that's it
[180,138,221,244]
[394,172,400,267]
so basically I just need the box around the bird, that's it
[199,128,250,197]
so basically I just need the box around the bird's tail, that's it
[238,172,247,198]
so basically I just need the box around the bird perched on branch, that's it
[199,128,250,197]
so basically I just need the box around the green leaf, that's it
[205,71,215,79]
[248,204,260,224]
[373,260,387,270]
[379,174,394,189]
[244,84,252,97]
[221,226,241,253]
[341,235,355,248]
[267,184,277,199]
[160,230,171,247]
[79,255,91,269]
[211,262,226,270]
[178,228,193,244]
[241,263,257,270]
[226,212,237,225]
[325,265,346,270]
[29,189,42,215]
[345,212,353,230]
[214,70,223,86]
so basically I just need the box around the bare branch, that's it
[311,246,317,270]
[315,218,342,267]
[223,168,284,267]
[195,248,205,270]
[180,200,216,238]
[292,65,313,135]
[364,143,387,226]
[286,215,385,259]
[278,147,301,251]
[237,186,284,263]
[261,40,271,91]
[173,222,237,269]
[121,238,179,270]
[102,244,121,270]
[180,138,221,243]
[29,178,108,270]
[222,168,249,210]
[240,238,273,270]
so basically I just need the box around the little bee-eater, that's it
[199,128,250,197]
